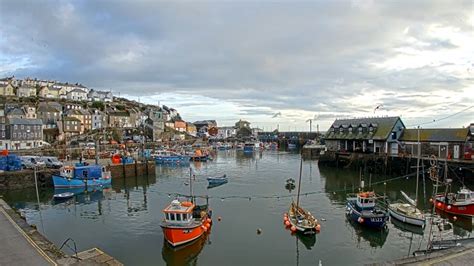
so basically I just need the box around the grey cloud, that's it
[0,0,472,126]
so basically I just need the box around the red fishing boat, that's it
[160,199,212,246]
[434,188,474,217]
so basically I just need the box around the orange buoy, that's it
[437,202,442,207]
[207,218,212,223]
[290,226,296,232]
[285,220,290,227]
[203,226,208,232]
[316,224,321,231]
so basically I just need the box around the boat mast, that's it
[296,156,303,208]
[415,126,420,206]
[189,167,194,203]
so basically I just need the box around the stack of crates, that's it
[0,154,22,171]
[6,154,22,171]
[0,155,6,171]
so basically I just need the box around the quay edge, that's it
[0,197,124,265]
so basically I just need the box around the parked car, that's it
[20,156,46,169]
[42,157,63,169]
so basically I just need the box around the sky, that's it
[1,0,473,131]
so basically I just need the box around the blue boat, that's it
[52,164,112,188]
[207,175,228,189]
[346,191,388,229]
[243,142,259,153]
[207,175,227,185]
[154,151,190,165]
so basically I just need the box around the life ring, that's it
[181,201,193,207]
[38,173,46,183]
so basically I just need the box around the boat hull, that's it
[434,196,474,217]
[52,175,111,188]
[346,200,388,229]
[388,205,425,228]
[161,224,207,247]
[155,156,190,165]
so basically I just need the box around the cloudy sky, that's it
[1,0,473,131]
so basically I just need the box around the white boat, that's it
[389,129,426,228]
[388,201,425,228]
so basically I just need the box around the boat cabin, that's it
[59,165,110,180]
[163,200,195,224]
[455,189,474,204]
[356,192,376,210]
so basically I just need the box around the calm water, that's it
[2,151,473,265]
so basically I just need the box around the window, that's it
[339,127,343,133]
[369,126,373,132]
[348,127,352,133]
[170,213,175,221]
[176,214,181,221]
[183,213,187,220]
[23,133,26,138]
[21,125,24,129]
[391,132,396,140]
[13,133,16,138]
[14,125,17,130]
[358,127,362,133]
[165,213,170,220]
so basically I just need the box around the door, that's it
[390,143,398,155]
[453,145,460,159]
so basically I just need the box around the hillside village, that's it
[0,76,263,150]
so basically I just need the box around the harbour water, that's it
[2,150,472,265]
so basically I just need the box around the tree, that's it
[112,128,123,142]
[91,101,105,111]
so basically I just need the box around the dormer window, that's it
[358,127,363,133]
[369,126,374,132]
[331,127,335,132]
[348,127,352,133]
[339,127,343,133]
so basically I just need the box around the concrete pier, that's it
[0,198,123,265]
[381,246,474,265]
[0,199,55,265]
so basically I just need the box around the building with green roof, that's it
[325,116,405,154]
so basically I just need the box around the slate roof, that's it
[400,128,469,142]
[325,117,403,141]
[8,118,43,125]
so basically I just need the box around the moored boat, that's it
[206,175,227,185]
[288,202,320,234]
[285,157,321,235]
[53,192,74,200]
[160,199,212,247]
[433,188,474,217]
[346,191,388,229]
[388,202,425,228]
[388,191,425,228]
[52,165,112,188]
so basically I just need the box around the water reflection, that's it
[346,219,389,248]
[435,209,473,237]
[162,233,209,265]
[391,217,425,236]
[293,233,316,250]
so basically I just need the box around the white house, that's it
[217,126,237,139]
[67,89,88,101]
[88,89,113,102]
